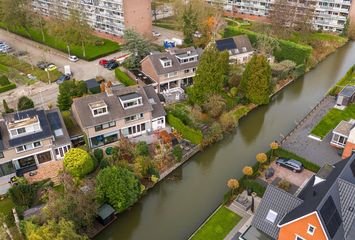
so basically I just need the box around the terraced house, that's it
[208,0,354,33]
[0,108,71,194]
[31,0,152,37]
[71,85,166,149]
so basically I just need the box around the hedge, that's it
[0,83,16,93]
[223,27,312,65]
[167,113,203,145]
[115,68,136,86]
[239,177,266,197]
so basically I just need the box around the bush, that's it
[64,148,95,178]
[0,75,10,85]
[203,94,226,118]
[115,68,136,86]
[173,145,183,162]
[292,64,306,79]
[17,96,34,111]
[94,148,104,162]
[8,183,37,207]
[202,122,223,148]
[136,141,149,156]
[219,112,237,132]
[167,113,203,144]
[240,178,266,197]
[168,107,193,126]
[278,179,291,192]
[0,82,16,93]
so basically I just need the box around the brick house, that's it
[240,156,355,240]
[71,85,166,149]
[140,47,203,93]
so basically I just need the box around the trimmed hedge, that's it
[0,82,16,93]
[223,27,312,65]
[167,113,203,145]
[115,68,136,86]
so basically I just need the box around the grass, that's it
[191,206,242,240]
[273,148,321,173]
[0,23,121,61]
[329,65,355,95]
[0,197,15,226]
[115,68,137,86]
[153,16,180,31]
[311,104,355,140]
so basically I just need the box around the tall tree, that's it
[188,44,229,105]
[182,4,198,44]
[2,99,14,113]
[17,96,34,111]
[240,55,272,105]
[123,29,152,68]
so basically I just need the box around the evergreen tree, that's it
[17,96,34,111]
[240,55,272,105]
[57,91,72,111]
[2,99,14,113]
[182,4,198,44]
[188,44,229,105]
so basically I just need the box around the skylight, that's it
[266,209,278,223]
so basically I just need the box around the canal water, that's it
[96,42,355,240]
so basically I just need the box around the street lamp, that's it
[67,45,71,57]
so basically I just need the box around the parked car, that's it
[104,59,117,68]
[99,59,108,66]
[69,55,79,62]
[37,61,50,70]
[194,31,202,38]
[45,64,57,72]
[276,158,303,173]
[56,74,71,84]
[107,62,119,70]
[152,31,161,37]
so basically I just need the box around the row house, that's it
[0,108,71,194]
[71,85,166,149]
[140,47,203,93]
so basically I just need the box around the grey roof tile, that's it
[337,178,355,238]
[143,85,166,119]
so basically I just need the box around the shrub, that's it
[278,179,291,192]
[240,178,266,197]
[168,108,193,126]
[94,148,104,162]
[219,112,237,132]
[8,183,37,207]
[17,96,34,111]
[167,113,203,144]
[64,148,95,178]
[0,82,16,93]
[115,68,136,86]
[173,145,183,162]
[203,94,226,118]
[202,122,223,147]
[0,75,10,86]
[136,141,149,156]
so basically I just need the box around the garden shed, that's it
[336,85,355,107]
[97,204,116,226]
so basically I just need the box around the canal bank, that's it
[95,42,355,240]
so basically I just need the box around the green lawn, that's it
[311,104,355,140]
[0,197,15,226]
[0,23,121,61]
[191,206,242,240]
[329,65,355,95]
[115,68,137,86]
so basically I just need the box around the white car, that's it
[69,55,79,62]
[152,31,161,37]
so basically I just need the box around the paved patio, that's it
[24,160,63,184]
[282,96,341,166]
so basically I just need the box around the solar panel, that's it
[14,109,37,120]
[47,112,62,130]
[320,196,342,238]
[216,38,237,51]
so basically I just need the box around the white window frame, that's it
[15,141,42,153]
[307,224,316,236]
[295,235,305,240]
[265,209,278,223]
[92,107,108,117]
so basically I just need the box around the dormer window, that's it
[160,57,172,68]
[89,100,108,117]
[7,117,42,139]
[119,92,143,109]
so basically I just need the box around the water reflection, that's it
[239,107,266,144]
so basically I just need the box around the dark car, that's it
[37,61,50,70]
[104,59,116,68]
[276,158,303,173]
[107,62,119,70]
[56,74,71,84]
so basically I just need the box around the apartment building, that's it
[71,85,166,149]
[32,0,152,37]
[141,47,203,93]
[0,108,71,193]
[208,0,353,32]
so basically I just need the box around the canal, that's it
[96,42,355,240]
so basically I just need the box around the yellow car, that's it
[45,64,57,72]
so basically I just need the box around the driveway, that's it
[152,26,183,45]
[260,162,314,187]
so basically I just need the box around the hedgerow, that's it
[167,113,203,145]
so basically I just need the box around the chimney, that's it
[105,83,113,97]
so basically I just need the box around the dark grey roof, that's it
[46,108,71,146]
[119,92,141,101]
[252,185,303,239]
[142,47,201,76]
[97,204,115,220]
[143,85,166,119]
[85,79,100,89]
[240,226,275,240]
[47,111,62,130]
[216,35,253,55]
[337,178,355,239]
[339,85,355,97]
[72,86,154,128]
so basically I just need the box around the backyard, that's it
[0,23,121,61]
[190,206,242,240]
[311,104,355,139]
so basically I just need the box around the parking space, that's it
[152,26,184,45]
[259,162,314,187]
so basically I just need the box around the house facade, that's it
[240,156,355,240]
[207,0,354,33]
[0,108,71,193]
[71,85,166,149]
[215,35,254,64]
[141,47,203,93]
[31,0,152,37]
